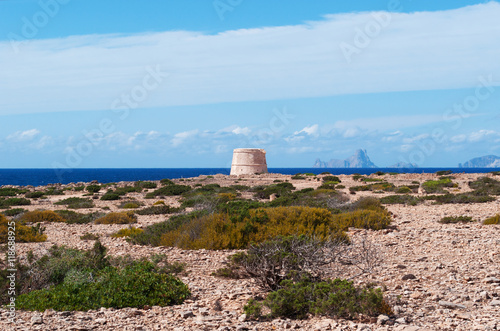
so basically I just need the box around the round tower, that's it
[230,148,268,175]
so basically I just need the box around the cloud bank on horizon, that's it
[1,2,500,115]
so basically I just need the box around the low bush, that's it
[436,170,452,176]
[0,198,31,208]
[100,192,121,200]
[1,208,27,217]
[134,181,157,189]
[129,211,209,247]
[291,174,306,180]
[118,200,143,209]
[244,277,389,320]
[160,178,175,186]
[349,182,395,193]
[55,210,104,224]
[469,177,500,195]
[253,182,295,199]
[0,214,47,243]
[10,242,190,311]
[0,188,25,196]
[158,206,390,250]
[483,214,500,225]
[145,184,191,198]
[430,193,495,204]
[25,191,45,199]
[95,212,137,224]
[322,176,341,183]
[20,210,65,223]
[54,197,94,209]
[44,188,64,196]
[86,185,101,193]
[439,216,475,224]
[395,186,412,194]
[352,174,364,181]
[422,178,454,193]
[80,233,99,241]
[380,195,421,205]
[111,227,144,238]
[135,205,180,215]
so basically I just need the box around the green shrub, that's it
[0,214,47,243]
[73,185,85,191]
[111,227,144,238]
[95,212,137,224]
[1,208,27,217]
[136,205,180,215]
[129,211,209,247]
[291,174,306,180]
[253,182,295,199]
[54,197,94,209]
[86,185,101,193]
[118,200,143,209]
[430,193,495,204]
[0,198,31,208]
[380,195,421,205]
[436,170,452,176]
[469,177,500,195]
[20,210,65,223]
[483,214,500,225]
[134,181,157,189]
[244,277,389,320]
[322,176,341,183]
[439,216,475,224]
[0,188,24,196]
[55,210,104,224]
[100,192,121,200]
[422,178,454,193]
[25,191,45,199]
[12,242,190,311]
[44,188,64,196]
[160,178,175,186]
[145,184,191,198]
[395,186,412,194]
[352,174,364,181]
[80,233,99,241]
[350,182,395,193]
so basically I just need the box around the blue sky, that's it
[1,0,500,168]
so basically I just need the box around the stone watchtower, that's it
[230,148,268,175]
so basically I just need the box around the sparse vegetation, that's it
[469,177,500,195]
[0,214,47,243]
[20,210,66,223]
[0,197,31,208]
[80,233,99,241]
[422,177,455,193]
[483,214,500,225]
[54,197,94,209]
[111,226,144,238]
[94,212,137,224]
[55,210,105,224]
[8,242,190,311]
[439,216,476,224]
[86,184,101,193]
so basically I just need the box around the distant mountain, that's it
[390,162,419,169]
[313,149,377,168]
[459,155,500,168]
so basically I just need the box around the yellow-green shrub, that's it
[159,206,391,250]
[483,214,500,225]
[111,227,144,238]
[0,214,47,243]
[20,210,66,223]
[95,212,137,224]
[153,200,165,206]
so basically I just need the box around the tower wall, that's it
[230,149,268,175]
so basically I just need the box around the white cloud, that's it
[294,124,319,137]
[450,134,467,143]
[171,129,199,147]
[468,129,498,142]
[1,3,500,115]
[6,129,40,142]
[231,126,251,136]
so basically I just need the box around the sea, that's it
[0,168,499,187]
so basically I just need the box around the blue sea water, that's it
[0,168,499,187]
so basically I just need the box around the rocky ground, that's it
[1,172,499,331]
